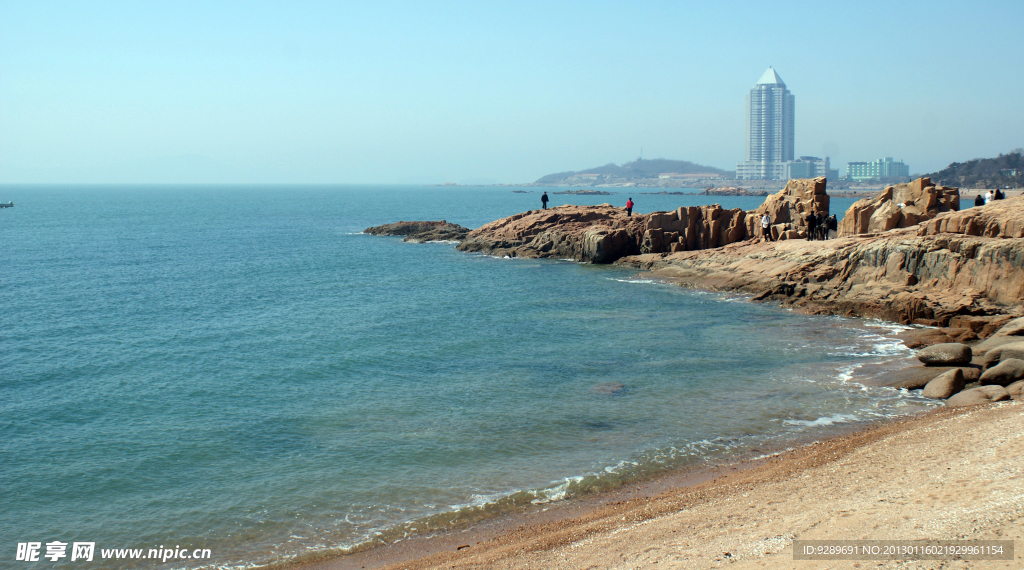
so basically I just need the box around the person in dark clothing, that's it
[975,193,985,207]
[995,189,1005,200]
[815,212,826,240]
[806,212,817,241]
[626,197,634,217]
[827,214,837,239]
[541,192,549,209]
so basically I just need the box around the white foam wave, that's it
[783,413,859,427]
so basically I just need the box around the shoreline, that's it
[292,402,1023,570]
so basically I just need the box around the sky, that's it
[1,0,1022,184]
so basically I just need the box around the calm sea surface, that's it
[1,186,930,569]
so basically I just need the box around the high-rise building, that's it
[786,156,838,181]
[846,157,910,181]
[737,67,795,180]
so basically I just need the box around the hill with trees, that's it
[926,150,1023,189]
[535,159,734,185]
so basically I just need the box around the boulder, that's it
[980,341,1024,369]
[922,369,965,399]
[839,177,959,237]
[879,365,981,390]
[978,358,1024,387]
[1006,380,1024,400]
[916,343,972,366]
[899,328,954,349]
[946,385,1010,407]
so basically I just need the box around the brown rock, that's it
[745,177,829,238]
[980,341,1024,369]
[978,358,1024,387]
[918,195,1024,239]
[899,328,953,349]
[975,334,1024,354]
[946,385,1010,407]
[990,316,1024,337]
[922,369,965,399]
[916,343,972,366]
[839,177,958,237]
[1006,380,1024,400]
[364,220,471,242]
[875,365,981,390]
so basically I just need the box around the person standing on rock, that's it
[626,197,634,217]
[761,213,773,242]
[815,212,826,240]
[541,192,549,209]
[805,212,817,241]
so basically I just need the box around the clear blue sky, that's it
[1,0,1021,184]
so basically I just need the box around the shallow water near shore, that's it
[2,185,923,569]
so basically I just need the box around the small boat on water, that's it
[0,202,13,208]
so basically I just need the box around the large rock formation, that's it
[455,178,833,262]
[455,205,645,263]
[744,177,829,238]
[838,177,958,237]
[616,196,1024,326]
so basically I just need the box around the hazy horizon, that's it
[2,1,1022,185]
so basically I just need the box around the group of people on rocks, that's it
[974,189,1006,207]
[805,211,837,240]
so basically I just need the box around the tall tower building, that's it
[737,67,795,180]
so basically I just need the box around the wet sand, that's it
[299,401,1023,570]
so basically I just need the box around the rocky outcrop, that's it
[838,177,958,237]
[364,221,470,242]
[617,197,1024,326]
[744,177,829,239]
[918,197,1024,238]
[455,205,646,263]
[455,179,834,262]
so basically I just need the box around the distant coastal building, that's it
[786,156,838,181]
[846,157,910,181]
[737,67,795,180]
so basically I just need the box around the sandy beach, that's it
[305,401,1023,570]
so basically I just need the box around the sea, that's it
[0,185,937,569]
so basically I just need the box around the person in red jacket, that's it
[626,197,634,217]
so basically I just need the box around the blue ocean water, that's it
[1,185,923,569]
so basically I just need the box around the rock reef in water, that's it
[745,177,829,240]
[699,186,769,196]
[838,177,958,237]
[364,220,470,242]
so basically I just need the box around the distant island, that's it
[533,158,734,187]
[926,149,1023,189]
[698,186,769,196]
[551,189,615,195]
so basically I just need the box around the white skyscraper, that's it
[737,67,795,180]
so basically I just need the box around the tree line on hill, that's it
[926,150,1023,189]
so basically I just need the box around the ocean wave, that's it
[782,413,859,427]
